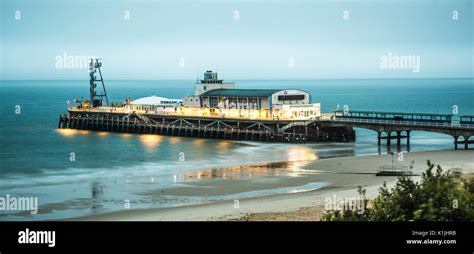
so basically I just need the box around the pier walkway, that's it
[332,110,474,150]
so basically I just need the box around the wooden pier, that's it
[58,111,355,143]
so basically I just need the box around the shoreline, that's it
[73,149,474,221]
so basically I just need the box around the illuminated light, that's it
[139,134,162,149]
[173,174,177,183]
[97,131,109,136]
[78,130,90,135]
[150,177,155,182]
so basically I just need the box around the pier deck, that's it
[58,111,355,143]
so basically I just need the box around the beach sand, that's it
[75,150,474,221]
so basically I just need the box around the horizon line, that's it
[1,77,473,82]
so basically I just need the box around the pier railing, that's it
[67,106,320,122]
[333,118,474,129]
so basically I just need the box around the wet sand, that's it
[75,150,474,221]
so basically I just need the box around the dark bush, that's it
[324,160,474,221]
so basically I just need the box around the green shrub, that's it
[324,160,474,221]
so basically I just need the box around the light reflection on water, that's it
[285,146,319,177]
[138,134,163,149]
[56,129,90,137]
[168,136,182,144]
[286,146,318,162]
[179,146,319,181]
[191,139,206,145]
[120,133,133,138]
[96,131,109,137]
[55,130,321,181]
[216,140,231,150]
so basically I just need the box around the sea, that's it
[0,78,473,220]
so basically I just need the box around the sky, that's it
[0,0,473,80]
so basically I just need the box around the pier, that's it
[58,59,356,143]
[57,59,474,148]
[58,108,474,148]
[58,111,355,143]
[333,110,474,150]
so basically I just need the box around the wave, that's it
[0,152,294,190]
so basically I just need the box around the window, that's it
[278,95,305,101]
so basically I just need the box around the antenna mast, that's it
[89,58,109,108]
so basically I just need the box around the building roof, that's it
[130,96,181,106]
[200,89,282,98]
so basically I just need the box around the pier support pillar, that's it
[406,130,411,147]
[58,115,63,128]
[464,136,469,150]
[377,131,381,146]
[387,132,391,146]
[396,131,401,147]
[454,136,458,150]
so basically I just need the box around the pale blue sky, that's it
[0,0,472,80]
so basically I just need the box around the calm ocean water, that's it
[0,78,473,220]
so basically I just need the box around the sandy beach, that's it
[75,150,474,221]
